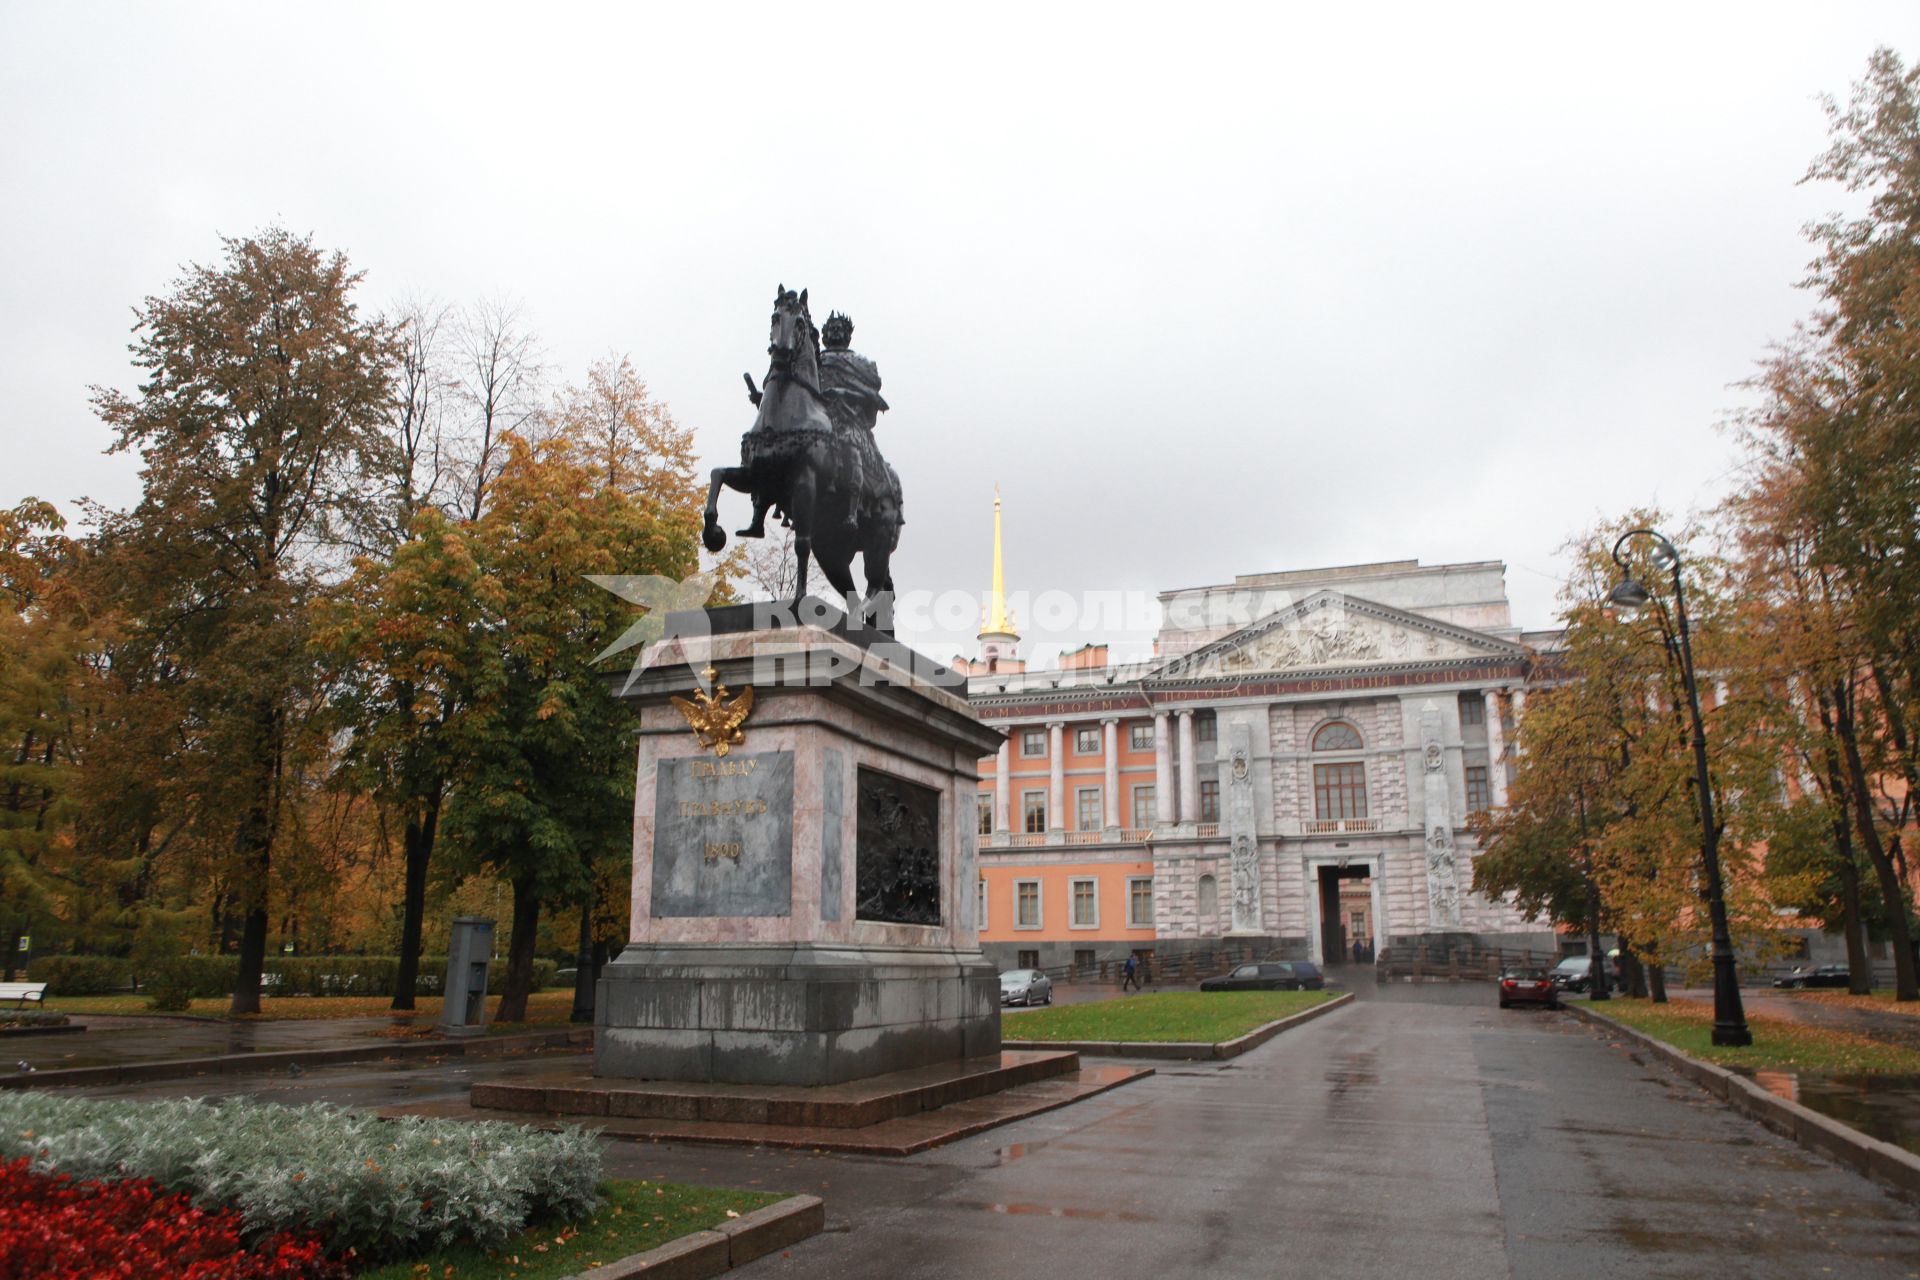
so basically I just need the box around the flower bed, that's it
[0,1157,346,1279]
[0,1093,602,1262]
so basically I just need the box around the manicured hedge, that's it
[0,1093,603,1261]
[28,955,559,999]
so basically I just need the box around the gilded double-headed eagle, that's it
[671,666,755,757]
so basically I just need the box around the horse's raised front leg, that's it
[702,466,741,553]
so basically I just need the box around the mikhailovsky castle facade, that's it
[957,508,1564,972]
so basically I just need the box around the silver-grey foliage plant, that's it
[0,1093,603,1260]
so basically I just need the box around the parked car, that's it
[1549,954,1597,993]
[1498,966,1559,1010]
[1772,964,1853,990]
[999,969,1053,1006]
[1259,955,1327,989]
[1201,962,1312,992]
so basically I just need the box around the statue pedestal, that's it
[595,605,1004,1086]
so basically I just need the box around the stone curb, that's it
[0,1023,87,1038]
[1567,1002,1920,1202]
[0,1025,593,1091]
[1002,991,1354,1060]
[562,1194,825,1280]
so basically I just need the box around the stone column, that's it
[1178,710,1198,824]
[1154,711,1174,826]
[994,739,1011,833]
[1048,722,1066,831]
[1102,718,1121,828]
[1482,689,1509,809]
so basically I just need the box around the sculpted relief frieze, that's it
[1214,613,1477,676]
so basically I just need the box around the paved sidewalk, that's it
[1736,989,1920,1052]
[10,1014,456,1072]
[27,980,1920,1277]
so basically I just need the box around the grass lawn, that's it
[43,988,577,1026]
[1004,990,1337,1044]
[354,1179,782,1280]
[1585,996,1920,1075]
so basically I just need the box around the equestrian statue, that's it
[702,285,904,627]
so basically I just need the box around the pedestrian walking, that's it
[1121,953,1139,992]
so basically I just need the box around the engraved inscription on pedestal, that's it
[855,767,942,925]
[651,750,794,917]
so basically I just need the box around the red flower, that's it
[0,1158,348,1280]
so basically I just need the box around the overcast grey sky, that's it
[4,3,1914,663]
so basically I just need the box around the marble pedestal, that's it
[595,605,1004,1087]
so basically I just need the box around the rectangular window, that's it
[1075,726,1100,754]
[1313,762,1369,820]
[1127,877,1154,928]
[1015,879,1042,929]
[1076,787,1102,831]
[977,791,993,835]
[1199,779,1220,823]
[1020,729,1046,758]
[977,878,988,929]
[1131,785,1156,829]
[1074,948,1095,972]
[1071,877,1098,928]
[1018,949,1040,969]
[1464,765,1491,813]
[1130,722,1154,751]
[1196,713,1217,743]
[1459,694,1485,727]
[1022,791,1047,833]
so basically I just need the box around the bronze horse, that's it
[701,286,900,626]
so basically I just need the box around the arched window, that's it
[1313,721,1363,752]
[1198,874,1218,920]
[1311,722,1367,820]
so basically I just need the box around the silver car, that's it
[999,969,1053,1006]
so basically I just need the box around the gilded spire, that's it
[980,486,1018,640]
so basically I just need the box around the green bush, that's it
[29,954,557,1000]
[0,1092,603,1261]
[27,955,133,996]
[143,959,196,1011]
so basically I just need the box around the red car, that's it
[1498,967,1560,1010]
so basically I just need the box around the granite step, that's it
[388,1062,1152,1156]
[470,1048,1081,1128]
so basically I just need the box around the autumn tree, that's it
[452,298,543,521]
[441,432,699,1022]
[0,500,104,974]
[91,228,400,1013]
[317,511,498,1007]
[1722,48,1920,998]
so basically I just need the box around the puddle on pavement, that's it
[1744,1069,1920,1156]
[952,1199,1152,1223]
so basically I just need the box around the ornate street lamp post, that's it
[1609,528,1751,1046]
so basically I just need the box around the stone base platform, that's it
[425,1050,1153,1156]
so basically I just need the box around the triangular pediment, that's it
[1157,590,1528,680]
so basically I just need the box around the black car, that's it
[1549,955,1598,993]
[1259,954,1327,990]
[1772,964,1852,989]
[1202,962,1314,992]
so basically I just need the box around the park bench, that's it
[0,982,48,1008]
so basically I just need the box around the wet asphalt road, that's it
[42,976,1920,1278]
[602,977,1920,1279]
